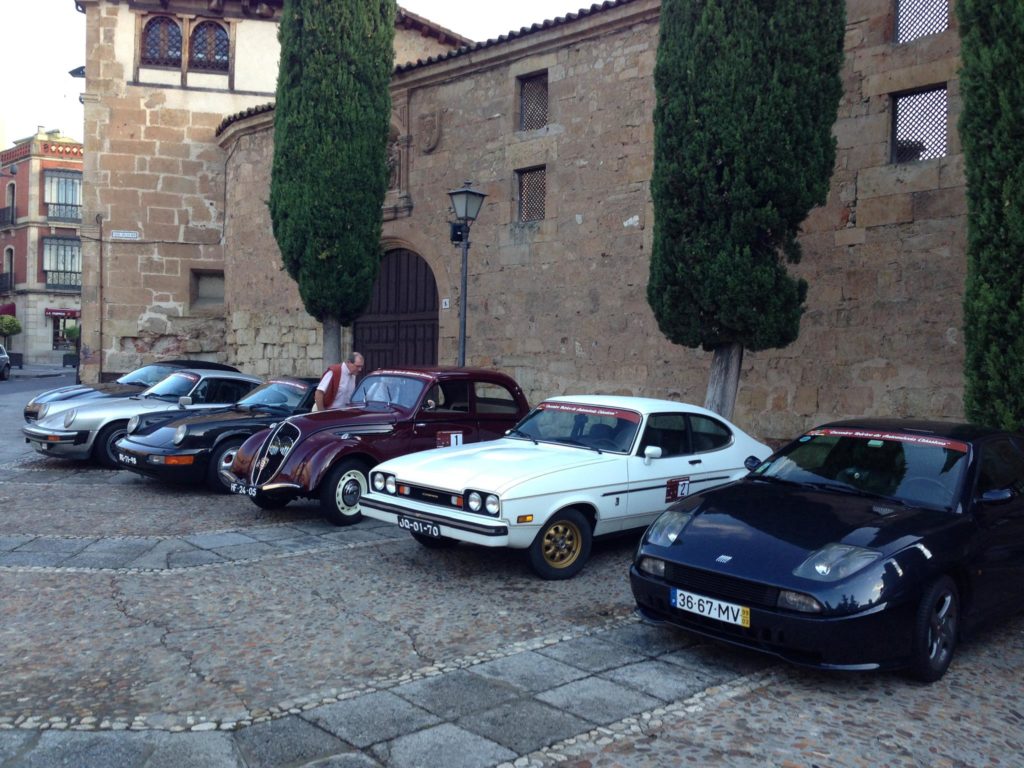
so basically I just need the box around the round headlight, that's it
[268,439,280,456]
[63,409,77,429]
[468,492,482,512]
[485,495,500,515]
[278,436,293,456]
[127,415,140,434]
[385,476,397,494]
[173,424,188,445]
[372,473,386,491]
[38,404,50,420]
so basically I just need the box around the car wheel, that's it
[252,491,289,510]
[320,458,368,526]
[93,421,129,469]
[206,439,244,493]
[527,508,592,580]
[0,364,9,381]
[411,531,459,549]
[908,575,960,683]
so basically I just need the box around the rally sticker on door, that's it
[665,477,691,502]
[437,431,464,448]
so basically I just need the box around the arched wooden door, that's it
[353,248,438,372]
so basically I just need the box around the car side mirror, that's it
[178,396,192,408]
[980,488,1014,504]
[643,445,663,465]
[744,455,763,472]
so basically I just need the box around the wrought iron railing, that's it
[45,271,82,291]
[0,273,10,293]
[0,206,15,227]
[47,203,82,222]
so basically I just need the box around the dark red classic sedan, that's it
[225,367,529,524]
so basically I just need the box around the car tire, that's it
[206,439,244,493]
[411,531,459,549]
[93,421,129,469]
[0,363,9,381]
[320,459,368,526]
[252,491,289,510]
[527,508,592,580]
[908,575,960,683]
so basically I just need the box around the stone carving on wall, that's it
[417,109,442,154]
[387,127,401,190]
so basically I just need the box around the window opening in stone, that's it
[519,72,549,131]
[895,0,949,44]
[189,21,229,71]
[141,17,183,67]
[892,87,947,163]
[517,167,546,222]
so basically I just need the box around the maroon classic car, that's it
[225,367,530,524]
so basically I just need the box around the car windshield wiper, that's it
[508,428,538,445]
[751,474,806,487]
[800,480,910,506]
[560,438,602,454]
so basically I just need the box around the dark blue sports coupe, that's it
[630,419,1024,681]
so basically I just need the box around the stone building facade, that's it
[75,0,465,381]
[0,128,84,364]
[214,0,966,441]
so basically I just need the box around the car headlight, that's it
[63,409,77,429]
[38,404,50,420]
[643,508,695,547]
[485,494,500,515]
[467,491,482,512]
[385,475,397,494]
[372,472,386,491]
[173,424,188,445]
[637,556,666,578]
[777,590,823,613]
[127,416,140,434]
[793,543,882,581]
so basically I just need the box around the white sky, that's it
[0,0,589,149]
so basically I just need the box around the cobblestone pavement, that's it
[1,384,1023,767]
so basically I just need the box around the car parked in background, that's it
[226,367,529,525]
[361,396,772,579]
[23,359,239,422]
[114,377,318,492]
[630,419,1024,682]
[0,344,10,381]
[23,369,261,468]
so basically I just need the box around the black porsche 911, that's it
[630,419,1024,682]
[113,377,317,492]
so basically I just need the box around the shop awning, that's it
[44,308,80,318]
[0,303,14,317]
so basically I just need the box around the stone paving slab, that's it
[370,723,516,768]
[456,699,591,756]
[536,677,663,726]
[391,670,523,721]
[232,717,351,768]
[304,691,441,748]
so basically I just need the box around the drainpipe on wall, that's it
[95,213,103,381]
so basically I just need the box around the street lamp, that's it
[448,181,487,367]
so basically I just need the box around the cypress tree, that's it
[648,0,845,418]
[960,0,1024,428]
[269,0,396,365]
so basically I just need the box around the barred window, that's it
[44,171,82,221]
[519,72,548,131]
[141,17,183,67]
[517,166,546,222]
[892,87,948,163]
[43,238,82,273]
[189,21,229,72]
[895,0,949,44]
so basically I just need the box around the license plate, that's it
[231,482,258,497]
[672,588,750,628]
[118,452,137,466]
[398,515,441,537]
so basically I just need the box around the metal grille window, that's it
[517,167,546,222]
[43,238,82,290]
[519,72,549,131]
[189,21,229,71]
[141,17,182,67]
[895,0,949,44]
[44,171,82,221]
[892,87,948,163]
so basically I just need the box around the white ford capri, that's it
[360,395,772,579]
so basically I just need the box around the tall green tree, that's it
[270,0,396,365]
[960,0,1024,429]
[648,0,845,418]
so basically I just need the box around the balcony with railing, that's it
[0,206,15,227]
[0,273,10,293]
[47,203,82,222]
[45,271,82,291]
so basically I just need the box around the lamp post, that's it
[448,181,487,367]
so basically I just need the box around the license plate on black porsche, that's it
[397,516,440,538]
[230,482,258,497]
[117,452,137,466]
[672,588,750,628]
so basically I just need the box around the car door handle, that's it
[689,459,702,465]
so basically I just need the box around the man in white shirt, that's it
[314,352,364,411]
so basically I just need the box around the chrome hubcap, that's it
[927,591,957,664]
[337,472,363,512]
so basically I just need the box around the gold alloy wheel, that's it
[541,519,583,569]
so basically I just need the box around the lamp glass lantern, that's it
[447,182,486,367]
[448,183,486,223]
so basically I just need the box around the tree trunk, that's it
[322,316,342,367]
[704,342,744,420]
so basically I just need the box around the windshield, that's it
[142,371,200,399]
[117,363,180,387]
[238,379,310,409]
[510,401,641,452]
[350,374,426,409]
[755,428,969,511]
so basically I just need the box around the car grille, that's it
[664,563,780,609]
[399,483,466,512]
[250,421,300,486]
